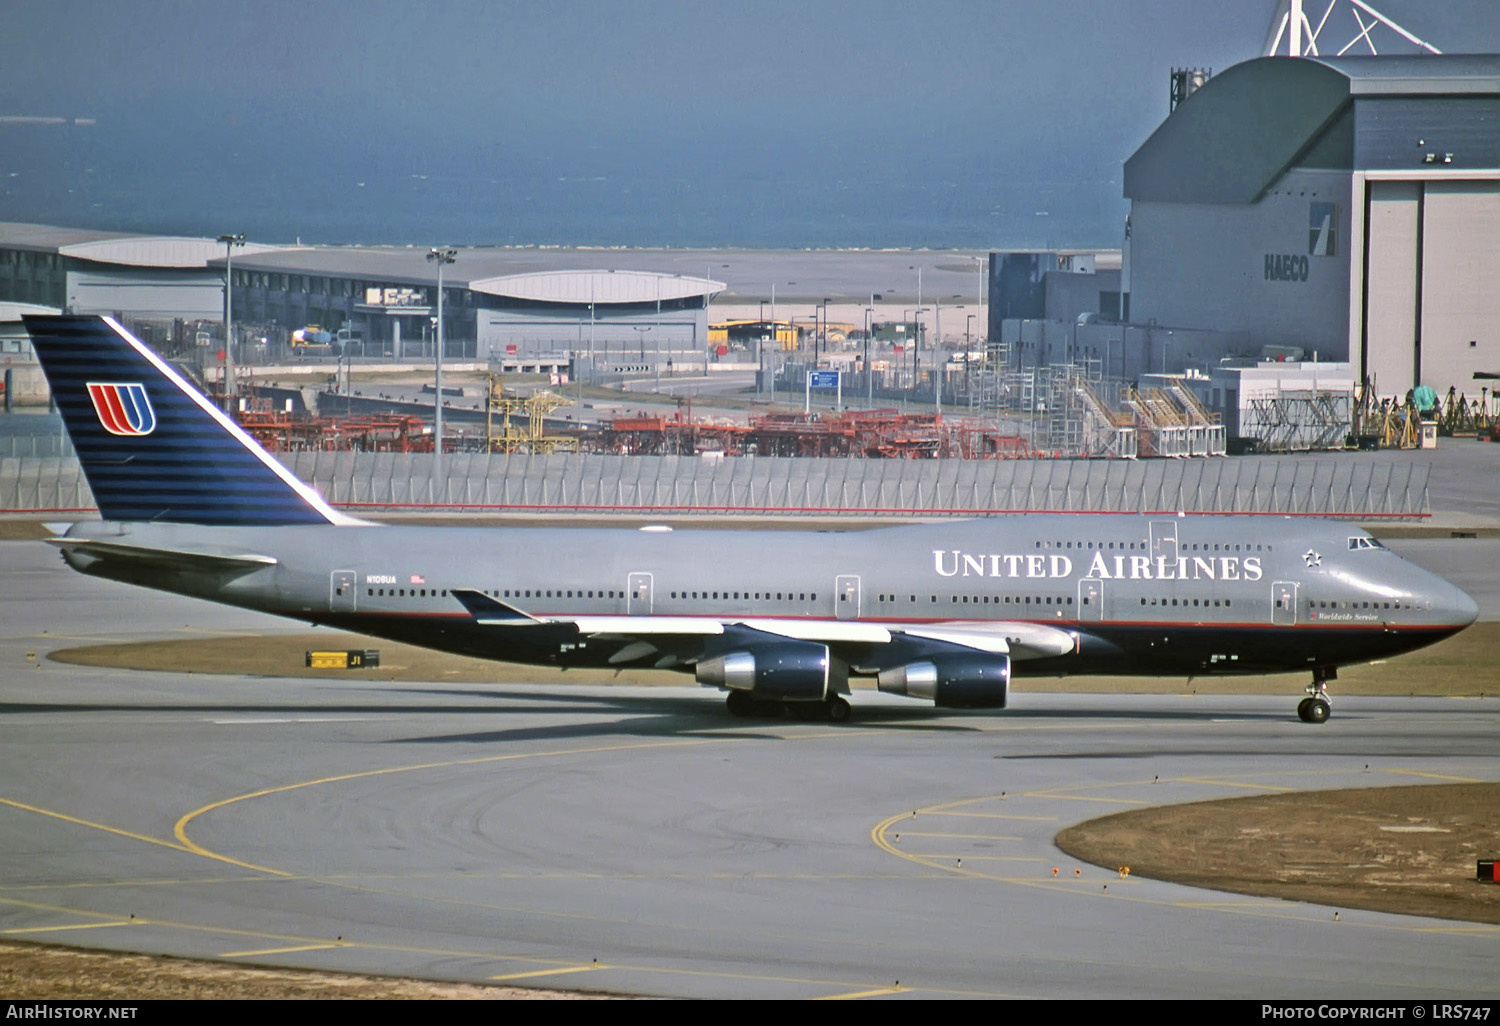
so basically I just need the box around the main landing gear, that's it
[725,691,851,722]
[1297,668,1335,724]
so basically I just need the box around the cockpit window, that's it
[1347,536,1386,551]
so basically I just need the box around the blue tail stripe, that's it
[122,385,154,433]
[24,315,339,526]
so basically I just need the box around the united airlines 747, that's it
[25,316,1478,723]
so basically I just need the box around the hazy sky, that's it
[3,1,1497,247]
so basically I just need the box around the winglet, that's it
[451,588,539,624]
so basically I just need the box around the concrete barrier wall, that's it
[1,451,1430,518]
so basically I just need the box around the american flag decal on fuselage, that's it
[87,382,156,436]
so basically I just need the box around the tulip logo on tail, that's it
[87,382,157,436]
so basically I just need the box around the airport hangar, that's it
[1119,54,1500,400]
[0,222,724,373]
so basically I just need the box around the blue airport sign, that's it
[810,370,840,389]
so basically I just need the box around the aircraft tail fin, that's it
[23,315,346,526]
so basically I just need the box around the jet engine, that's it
[877,653,1011,709]
[696,640,834,701]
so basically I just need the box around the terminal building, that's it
[0,222,723,372]
[219,247,722,370]
[0,222,278,319]
[1122,54,1500,398]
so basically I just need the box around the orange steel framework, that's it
[236,410,434,452]
[588,408,1041,459]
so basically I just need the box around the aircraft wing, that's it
[450,588,1076,665]
[48,537,278,576]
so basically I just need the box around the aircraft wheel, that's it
[1297,698,1313,722]
[825,696,851,722]
[726,691,754,718]
[1303,698,1330,724]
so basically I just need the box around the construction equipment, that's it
[1377,395,1423,449]
[485,373,577,454]
[1438,386,1491,437]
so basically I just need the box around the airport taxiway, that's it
[3,539,1500,998]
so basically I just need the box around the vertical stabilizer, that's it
[24,315,344,525]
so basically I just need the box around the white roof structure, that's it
[0,301,62,319]
[55,236,279,269]
[468,269,723,305]
[0,222,278,269]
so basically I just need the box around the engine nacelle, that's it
[877,653,1011,709]
[697,641,832,701]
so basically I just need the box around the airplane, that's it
[22,314,1479,724]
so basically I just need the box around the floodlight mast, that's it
[217,233,245,401]
[427,247,457,501]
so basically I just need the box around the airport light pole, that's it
[863,305,873,404]
[823,298,833,367]
[907,307,928,399]
[910,264,923,385]
[217,233,245,402]
[816,299,830,366]
[901,309,915,392]
[933,299,940,417]
[973,255,987,371]
[427,247,456,501]
[966,314,976,410]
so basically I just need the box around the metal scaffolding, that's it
[1245,390,1353,452]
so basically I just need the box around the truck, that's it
[290,325,361,355]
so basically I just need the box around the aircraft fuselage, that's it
[57,513,1476,680]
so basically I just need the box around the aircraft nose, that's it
[1428,572,1480,628]
[1449,584,1480,627]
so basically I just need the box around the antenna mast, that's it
[1265,0,1442,57]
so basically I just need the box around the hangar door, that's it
[1362,180,1421,396]
[1419,182,1500,391]
[1362,179,1500,397]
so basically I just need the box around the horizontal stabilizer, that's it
[49,538,277,576]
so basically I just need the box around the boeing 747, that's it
[24,315,1478,723]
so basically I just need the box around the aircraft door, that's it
[835,574,860,620]
[330,570,357,613]
[1150,521,1178,563]
[627,572,653,615]
[1078,577,1103,623]
[1272,580,1298,626]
